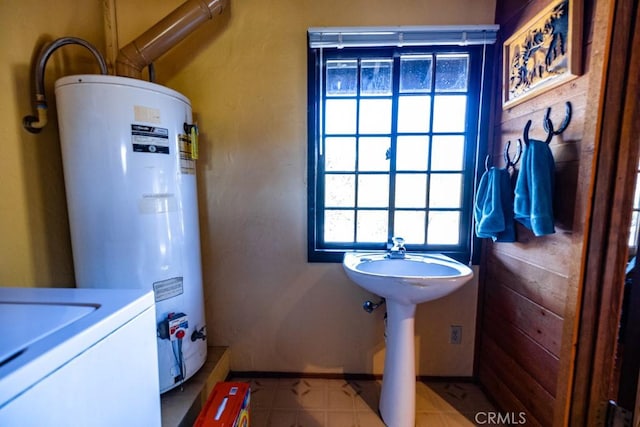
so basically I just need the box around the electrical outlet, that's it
[450,325,462,344]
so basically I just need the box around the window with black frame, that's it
[629,157,640,253]
[307,27,497,263]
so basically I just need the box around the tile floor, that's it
[229,376,503,427]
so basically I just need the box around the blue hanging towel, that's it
[514,139,555,236]
[474,167,515,242]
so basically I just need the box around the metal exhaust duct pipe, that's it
[116,0,228,78]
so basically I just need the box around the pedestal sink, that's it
[343,252,474,427]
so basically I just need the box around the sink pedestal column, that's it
[379,301,417,427]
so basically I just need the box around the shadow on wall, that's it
[274,266,387,373]
[155,6,231,84]
[15,33,130,287]
[552,140,580,232]
[14,43,78,287]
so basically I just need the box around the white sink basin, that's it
[343,252,473,305]
[343,251,474,427]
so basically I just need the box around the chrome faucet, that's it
[387,236,406,259]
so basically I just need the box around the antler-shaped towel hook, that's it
[524,101,572,145]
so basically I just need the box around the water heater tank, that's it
[54,75,207,393]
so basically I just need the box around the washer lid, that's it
[0,288,154,407]
[0,303,96,366]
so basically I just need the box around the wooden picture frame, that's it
[502,0,582,108]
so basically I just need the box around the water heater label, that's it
[153,277,184,302]
[179,134,196,175]
[131,124,170,154]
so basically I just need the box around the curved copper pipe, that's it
[116,0,228,78]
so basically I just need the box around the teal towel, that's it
[474,167,515,242]
[514,139,555,236]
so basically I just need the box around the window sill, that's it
[308,248,472,264]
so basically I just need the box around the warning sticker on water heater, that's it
[179,134,196,175]
[153,277,184,302]
[131,124,170,154]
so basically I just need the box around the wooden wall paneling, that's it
[500,111,585,155]
[550,0,606,423]
[492,79,588,166]
[486,251,568,316]
[484,277,564,356]
[480,333,555,425]
[479,364,546,427]
[481,0,600,425]
[483,308,560,395]
[487,232,573,275]
[500,77,589,125]
[479,362,545,427]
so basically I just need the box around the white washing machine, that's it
[0,287,161,427]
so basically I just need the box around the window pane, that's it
[429,174,462,208]
[358,175,389,207]
[326,60,358,96]
[359,99,392,134]
[630,211,639,248]
[325,99,357,134]
[361,59,393,95]
[427,211,460,244]
[325,174,355,207]
[325,137,356,171]
[398,96,431,133]
[394,211,426,244]
[396,136,429,171]
[358,137,390,171]
[400,55,432,93]
[325,210,354,242]
[631,170,640,248]
[435,54,469,92]
[431,135,464,171]
[395,174,427,208]
[433,95,466,133]
[357,210,388,242]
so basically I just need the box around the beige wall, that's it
[0,0,495,375]
[0,0,105,287]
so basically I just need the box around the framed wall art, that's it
[502,0,582,108]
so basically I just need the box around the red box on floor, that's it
[194,382,250,427]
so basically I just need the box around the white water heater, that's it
[54,74,207,393]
